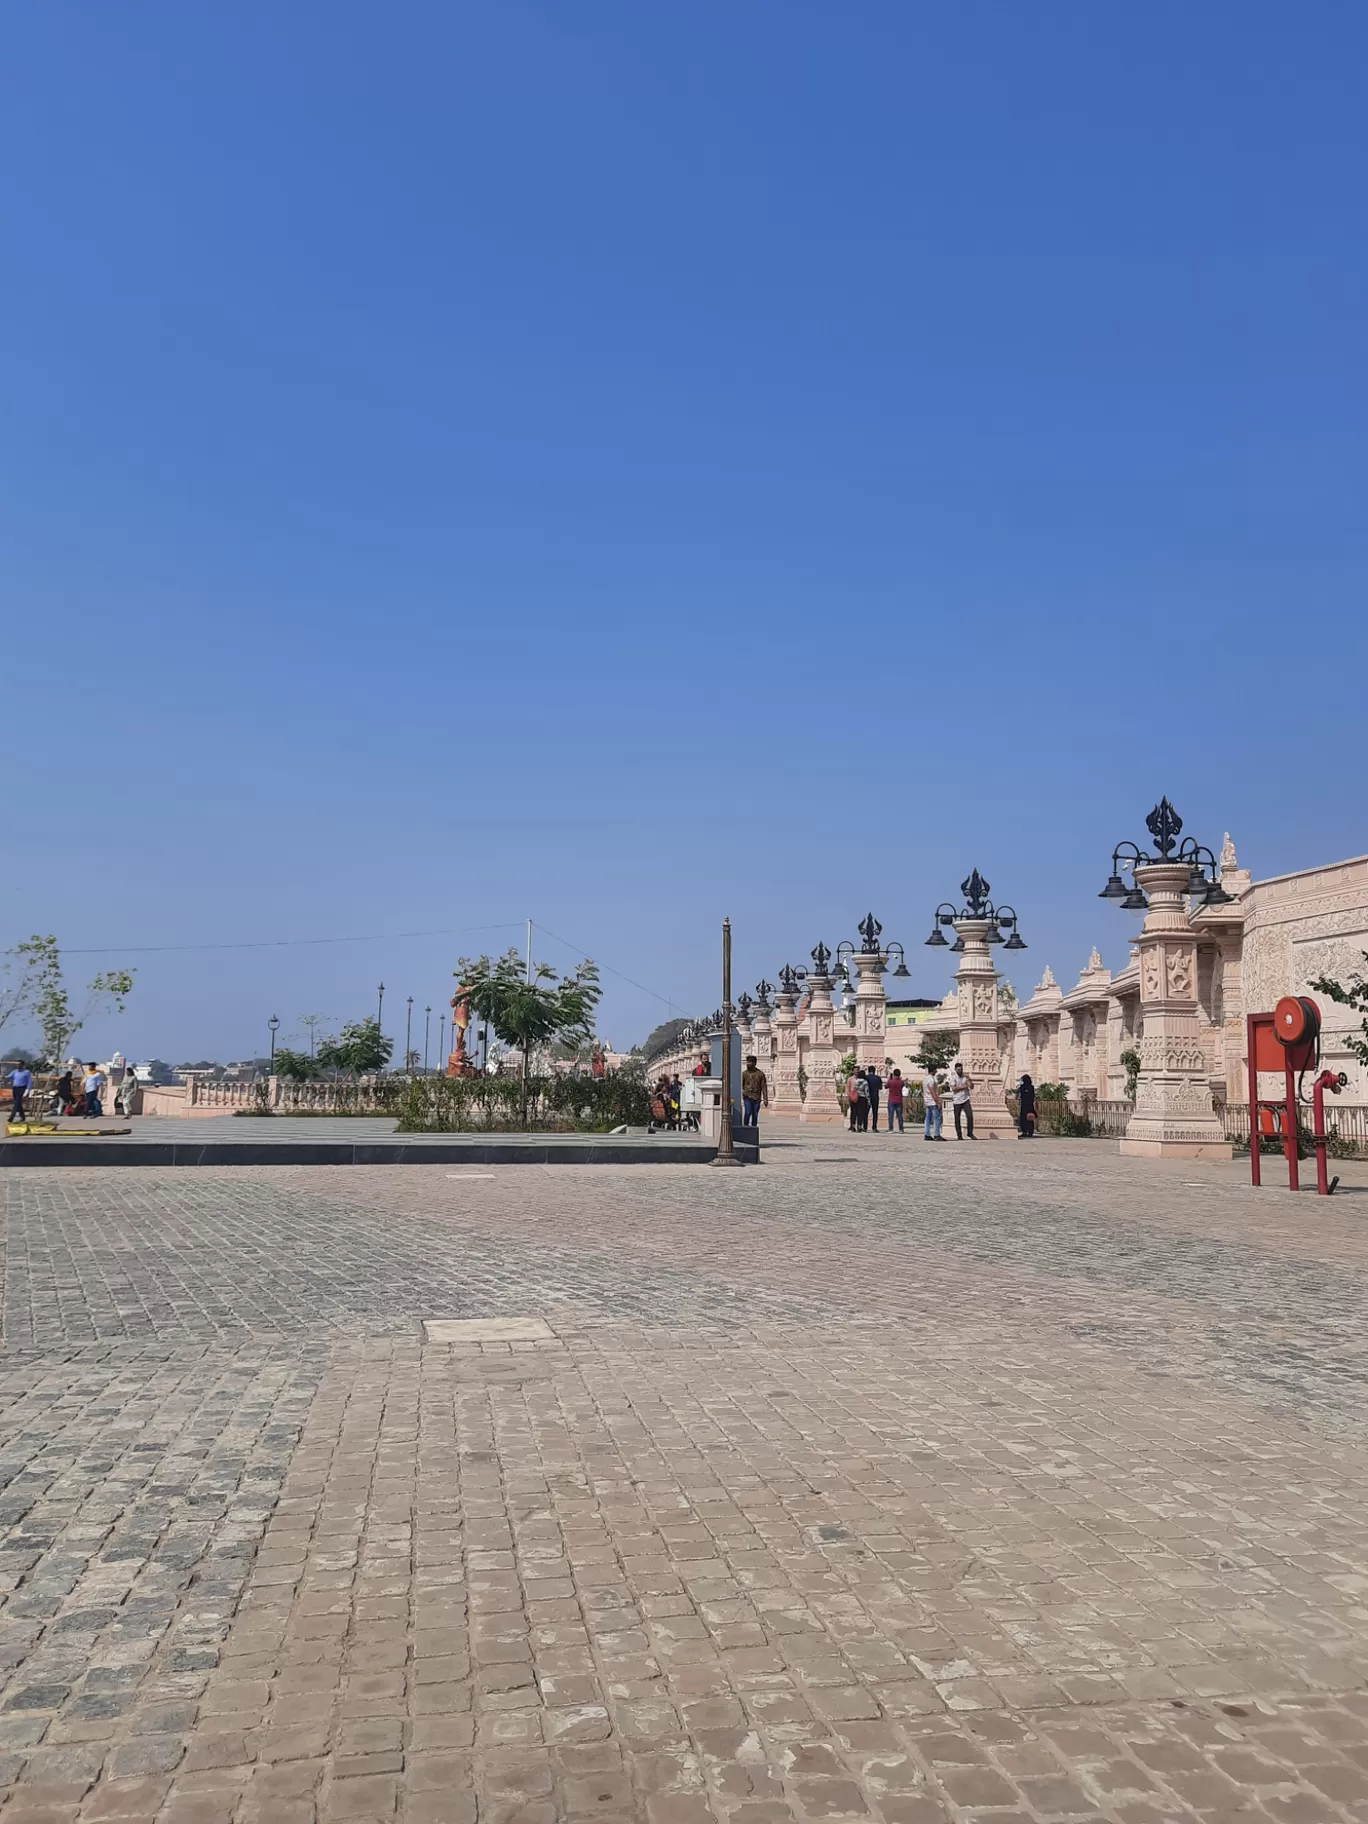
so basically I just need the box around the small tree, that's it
[317,1018,393,1077]
[1119,1047,1142,1102]
[11,936,134,1068]
[1310,955,1368,1069]
[916,1029,959,1075]
[273,1047,322,1082]
[456,949,602,1120]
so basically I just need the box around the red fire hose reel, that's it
[1248,997,1347,1194]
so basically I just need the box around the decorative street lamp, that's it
[376,982,386,1031]
[924,871,1026,951]
[405,997,414,1075]
[1100,798,1231,1159]
[1098,795,1232,913]
[268,1014,280,1071]
[799,942,840,1122]
[423,1006,431,1074]
[923,872,1026,1138]
[770,964,807,1116]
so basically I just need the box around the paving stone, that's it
[2,1145,1368,1819]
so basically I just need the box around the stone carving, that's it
[973,983,995,1019]
[1220,832,1238,872]
[1166,947,1194,997]
[1143,955,1162,999]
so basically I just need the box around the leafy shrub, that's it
[396,1072,651,1133]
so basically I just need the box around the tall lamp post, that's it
[1099,797,1232,1159]
[712,917,743,1166]
[924,872,1026,1138]
[423,1006,431,1074]
[268,1014,280,1072]
[376,983,385,1032]
[405,997,414,1075]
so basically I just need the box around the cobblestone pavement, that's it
[3,1133,1368,1823]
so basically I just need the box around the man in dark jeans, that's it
[7,1063,32,1124]
[950,1063,975,1139]
[740,1055,768,1126]
[865,1067,882,1134]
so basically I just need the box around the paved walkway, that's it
[2,1129,1368,1823]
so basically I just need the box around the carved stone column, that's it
[770,969,804,1115]
[734,993,754,1061]
[952,918,1016,1138]
[1121,862,1231,1159]
[800,945,842,1124]
[852,950,888,1073]
[750,982,775,1095]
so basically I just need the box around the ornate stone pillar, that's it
[770,967,804,1115]
[750,981,775,1092]
[800,944,842,1124]
[952,917,1016,1138]
[1122,861,1231,1159]
[734,993,754,1060]
[852,913,889,1073]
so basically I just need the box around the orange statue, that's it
[446,982,476,1076]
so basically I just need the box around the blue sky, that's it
[3,1,1365,1062]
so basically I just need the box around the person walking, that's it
[117,1066,140,1118]
[854,1069,871,1131]
[921,1063,943,1140]
[55,1068,75,1115]
[6,1061,32,1124]
[81,1062,104,1119]
[846,1069,862,1131]
[740,1054,768,1126]
[886,1068,905,1132]
[950,1062,975,1139]
[1017,1072,1037,1139]
[865,1067,882,1134]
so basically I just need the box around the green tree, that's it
[273,1047,323,1082]
[317,1018,393,1077]
[456,949,602,1119]
[1310,955,1368,1069]
[11,936,134,1067]
[916,1029,959,1075]
[0,944,45,1048]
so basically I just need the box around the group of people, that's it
[843,1061,981,1140]
[5,1062,136,1124]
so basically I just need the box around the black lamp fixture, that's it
[777,962,807,998]
[810,940,833,980]
[925,871,1027,952]
[1100,798,1233,913]
[754,978,774,1012]
[886,941,911,978]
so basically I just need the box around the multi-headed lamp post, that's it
[923,871,1027,1138]
[1099,798,1232,1160]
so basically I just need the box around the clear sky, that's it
[3,2,1365,1064]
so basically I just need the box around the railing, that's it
[1217,1099,1368,1154]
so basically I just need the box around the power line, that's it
[48,915,680,1018]
[533,920,676,1010]
[57,922,525,957]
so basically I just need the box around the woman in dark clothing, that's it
[55,1070,75,1116]
[1017,1073,1037,1138]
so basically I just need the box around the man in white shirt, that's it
[82,1063,105,1119]
[950,1062,975,1140]
[921,1067,943,1141]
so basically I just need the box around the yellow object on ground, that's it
[5,1123,131,1137]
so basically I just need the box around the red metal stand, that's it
[1246,998,1341,1194]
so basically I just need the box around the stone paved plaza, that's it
[3,1129,1368,1824]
